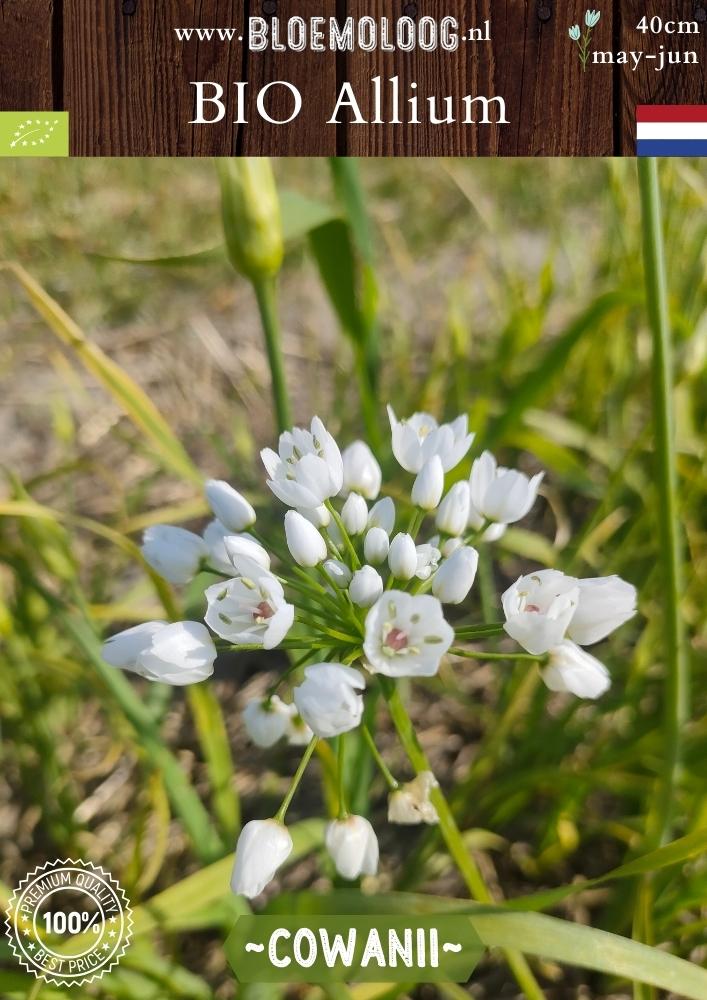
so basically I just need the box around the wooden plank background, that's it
[0,0,705,155]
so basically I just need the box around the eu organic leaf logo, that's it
[0,113,69,156]
[569,9,601,71]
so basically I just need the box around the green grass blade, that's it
[187,684,240,841]
[638,158,690,847]
[1,262,201,484]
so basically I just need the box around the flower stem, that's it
[450,647,545,664]
[362,723,399,790]
[337,733,349,819]
[380,678,545,1000]
[253,276,292,434]
[275,735,318,822]
[325,500,361,569]
[638,157,689,846]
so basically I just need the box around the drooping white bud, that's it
[231,819,293,898]
[284,510,327,567]
[205,479,256,532]
[141,525,206,584]
[432,546,479,604]
[325,815,379,879]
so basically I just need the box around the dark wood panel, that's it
[620,1,707,153]
[493,0,615,156]
[0,0,54,110]
[63,0,245,155]
[343,0,614,156]
[240,0,338,155]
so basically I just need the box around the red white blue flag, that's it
[637,106,707,157]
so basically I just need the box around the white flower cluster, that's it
[102,405,636,899]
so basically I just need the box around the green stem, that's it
[638,158,689,846]
[337,733,349,819]
[325,500,361,569]
[275,736,318,822]
[253,276,292,434]
[362,723,399,790]
[450,647,545,664]
[381,679,545,1000]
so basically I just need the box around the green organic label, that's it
[226,915,483,983]
[0,113,69,157]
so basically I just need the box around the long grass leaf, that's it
[1,262,201,484]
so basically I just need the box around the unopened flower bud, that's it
[411,455,444,511]
[364,526,390,565]
[367,497,396,535]
[284,510,327,567]
[141,525,206,584]
[243,695,292,747]
[388,533,417,581]
[342,441,382,500]
[298,505,331,529]
[205,479,256,532]
[218,159,283,282]
[349,565,384,608]
[325,815,379,879]
[436,481,471,536]
[542,641,610,699]
[432,546,479,604]
[231,819,292,898]
[341,492,368,535]
[323,559,352,588]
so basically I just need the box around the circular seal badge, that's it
[5,859,132,987]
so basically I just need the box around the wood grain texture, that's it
[240,1,338,155]
[63,0,245,155]
[0,1,706,155]
[620,1,707,152]
[0,0,55,110]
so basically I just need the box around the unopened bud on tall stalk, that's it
[218,159,284,283]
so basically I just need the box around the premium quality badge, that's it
[5,859,132,987]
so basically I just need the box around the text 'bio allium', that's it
[102,407,636,898]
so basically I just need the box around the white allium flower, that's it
[387,405,473,473]
[286,710,314,746]
[364,526,390,565]
[542,641,611,699]
[262,416,343,509]
[325,815,379,879]
[205,479,256,532]
[341,492,368,535]
[223,534,271,573]
[388,772,439,825]
[432,546,479,604]
[567,576,637,646]
[242,695,293,747]
[231,819,293,898]
[414,543,441,581]
[298,504,331,528]
[502,569,579,655]
[102,621,216,685]
[204,572,294,649]
[349,565,384,608]
[467,501,507,541]
[341,441,382,500]
[411,456,444,511]
[388,532,417,581]
[469,451,544,525]
[141,525,206,584]
[436,481,471,537]
[203,519,239,574]
[284,510,327,567]
[367,496,396,535]
[293,663,365,738]
[364,591,454,678]
[323,558,352,588]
